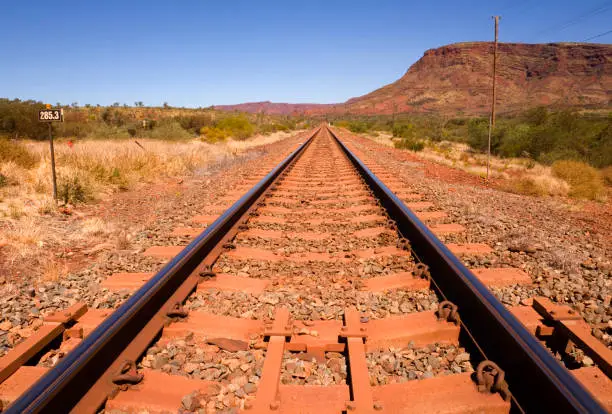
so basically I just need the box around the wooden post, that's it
[48,123,58,202]
[486,16,500,183]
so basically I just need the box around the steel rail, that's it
[330,127,606,413]
[6,128,319,413]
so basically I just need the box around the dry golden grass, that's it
[0,216,48,270]
[529,174,571,196]
[223,130,299,153]
[80,217,115,237]
[25,139,225,198]
[602,166,612,186]
[41,258,69,282]
[0,139,39,168]
[363,132,395,147]
[1,140,216,214]
[551,160,606,201]
[2,132,293,213]
[0,132,295,279]
[359,133,580,198]
[501,177,546,197]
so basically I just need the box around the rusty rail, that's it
[330,127,607,413]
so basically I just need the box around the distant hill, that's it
[215,42,612,116]
[213,101,333,115]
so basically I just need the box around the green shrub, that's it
[538,148,583,165]
[108,167,129,190]
[0,173,7,187]
[216,115,255,140]
[200,126,230,143]
[346,121,370,133]
[58,175,91,204]
[257,123,290,135]
[498,124,532,158]
[394,138,424,152]
[462,110,611,168]
[551,160,605,200]
[0,99,48,139]
[87,124,131,140]
[590,123,612,168]
[334,119,376,134]
[146,121,193,140]
[271,123,290,132]
[55,120,93,138]
[466,119,488,151]
[0,139,39,168]
[177,114,214,133]
[392,123,416,139]
[335,120,350,129]
[86,163,130,190]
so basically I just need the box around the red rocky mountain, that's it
[216,42,611,116]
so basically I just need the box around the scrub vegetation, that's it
[0,98,303,142]
[331,108,611,200]
[0,98,307,212]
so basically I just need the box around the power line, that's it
[533,1,612,37]
[583,28,612,41]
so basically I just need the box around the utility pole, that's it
[486,15,500,183]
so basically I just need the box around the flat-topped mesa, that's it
[346,41,612,115]
[216,42,611,116]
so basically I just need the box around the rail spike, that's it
[167,301,188,318]
[476,360,512,402]
[413,263,431,280]
[111,360,143,387]
[396,237,411,251]
[199,265,216,280]
[437,300,460,325]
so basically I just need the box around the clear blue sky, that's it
[1,0,610,107]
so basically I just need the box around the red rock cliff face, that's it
[215,42,611,116]
[345,42,611,115]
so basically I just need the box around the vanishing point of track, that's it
[0,126,610,413]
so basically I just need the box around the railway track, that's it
[0,125,610,413]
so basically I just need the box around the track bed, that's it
[0,127,610,413]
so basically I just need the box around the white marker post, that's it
[38,105,64,202]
